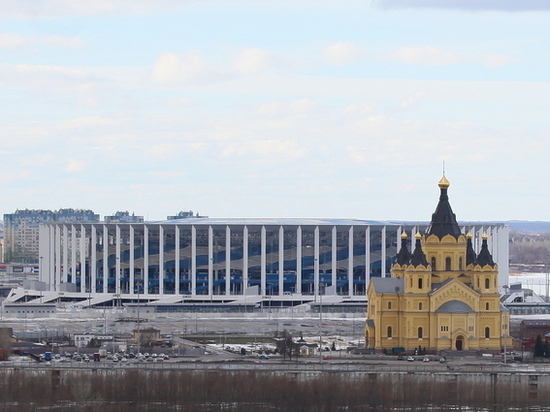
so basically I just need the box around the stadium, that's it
[4,218,509,311]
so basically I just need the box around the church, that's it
[365,175,512,353]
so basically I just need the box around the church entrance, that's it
[455,336,464,351]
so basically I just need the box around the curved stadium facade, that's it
[7,219,509,309]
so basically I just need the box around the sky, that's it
[0,0,549,222]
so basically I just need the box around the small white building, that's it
[3,303,56,317]
[73,333,114,348]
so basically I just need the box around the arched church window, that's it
[431,257,436,270]
[418,278,423,289]
[387,326,393,338]
[485,278,490,289]
[418,327,423,339]
[459,257,463,270]
[485,327,490,339]
[445,257,451,271]
[485,302,490,310]
[388,301,392,310]
[419,302,423,310]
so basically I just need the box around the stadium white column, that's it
[159,225,164,296]
[53,225,59,291]
[208,226,214,297]
[41,224,48,286]
[331,226,337,292]
[91,226,97,294]
[348,226,353,295]
[129,225,135,294]
[278,226,284,296]
[396,226,402,251]
[381,226,387,278]
[116,225,121,295]
[261,226,266,296]
[314,226,319,297]
[38,224,48,285]
[102,226,108,294]
[62,225,68,284]
[243,226,248,295]
[80,224,86,294]
[191,226,197,296]
[144,225,149,295]
[497,225,510,286]
[296,226,302,295]
[365,226,371,290]
[175,225,180,295]
[226,225,231,295]
[71,225,77,287]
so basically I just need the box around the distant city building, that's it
[167,210,207,220]
[104,211,144,224]
[3,209,99,264]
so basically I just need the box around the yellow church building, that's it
[365,176,512,354]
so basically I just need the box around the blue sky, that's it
[0,0,549,222]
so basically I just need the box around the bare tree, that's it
[275,330,297,360]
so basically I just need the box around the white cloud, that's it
[376,0,550,11]
[322,41,364,65]
[0,34,84,48]
[387,46,516,67]
[66,160,85,172]
[149,143,181,158]
[388,47,466,66]
[151,51,224,85]
[0,1,189,19]
[347,146,368,163]
[188,142,208,152]
[257,98,323,118]
[481,54,516,67]
[342,101,377,115]
[398,92,427,110]
[0,62,119,107]
[151,48,289,85]
[233,48,271,74]
[0,63,89,84]
[221,139,307,163]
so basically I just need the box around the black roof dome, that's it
[396,232,411,265]
[426,175,462,239]
[476,233,496,267]
[410,233,429,267]
[466,232,477,265]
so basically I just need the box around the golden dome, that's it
[482,233,488,240]
[466,232,473,239]
[415,232,422,240]
[401,232,408,239]
[438,174,450,189]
